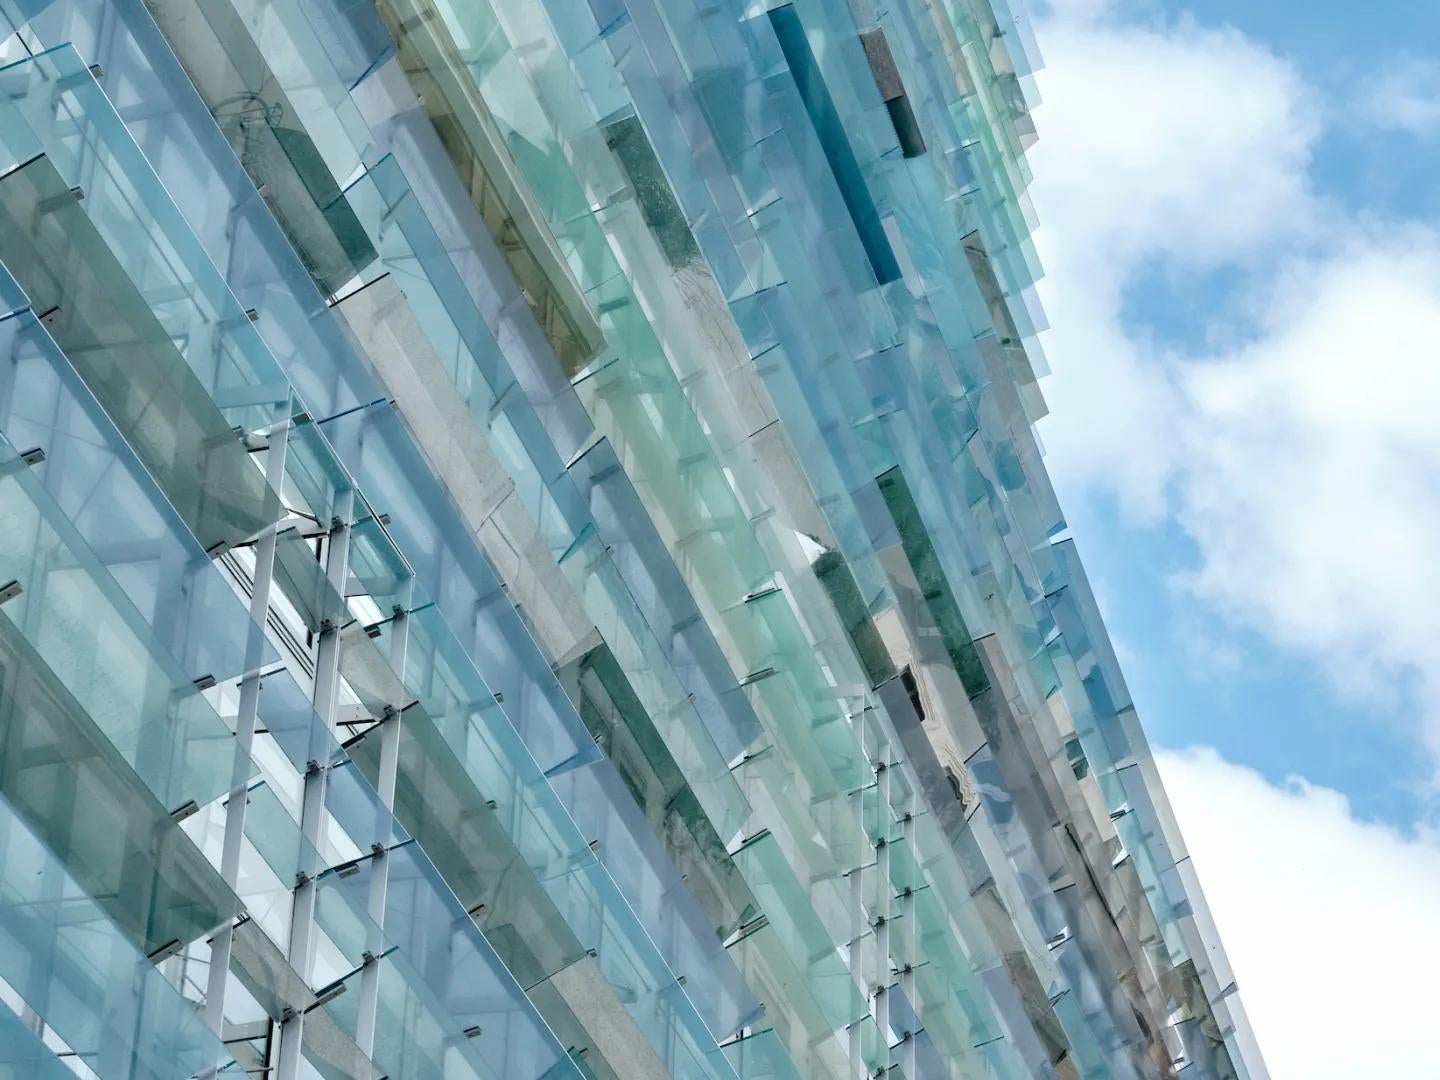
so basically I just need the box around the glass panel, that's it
[524,973,622,1080]
[230,915,315,1021]
[0,435,248,813]
[720,1028,803,1080]
[0,299,275,685]
[0,1004,73,1079]
[317,843,572,1080]
[379,607,733,1077]
[9,10,383,425]
[285,418,354,532]
[256,667,342,782]
[313,864,385,972]
[335,620,408,721]
[324,756,408,856]
[557,860,732,1080]
[559,643,757,941]
[137,0,378,296]
[273,527,349,635]
[347,514,413,615]
[245,779,325,887]
[319,952,491,1080]
[382,842,571,1077]
[0,612,240,954]
[567,440,764,765]
[0,153,280,553]
[302,1011,385,1080]
[767,4,899,286]
[320,401,598,777]
[0,794,226,1078]
[726,919,849,1080]
[727,833,866,1070]
[877,467,988,696]
[374,0,602,374]
[811,548,895,687]
[0,44,296,422]
[345,697,586,990]
[395,603,589,877]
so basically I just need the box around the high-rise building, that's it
[0,0,1266,1077]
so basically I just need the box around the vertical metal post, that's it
[203,423,291,1057]
[899,774,917,1079]
[848,819,865,1074]
[847,704,869,1078]
[355,588,411,1056]
[274,486,354,1080]
[875,760,891,1067]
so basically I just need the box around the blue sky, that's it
[1026,1,1440,1074]
[1173,0,1440,225]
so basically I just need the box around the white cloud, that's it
[1173,234,1440,738]
[1029,6,1440,758]
[1359,56,1440,136]
[1158,747,1440,1078]
[1027,11,1440,1070]
[1027,9,1320,511]
[1029,15,1319,268]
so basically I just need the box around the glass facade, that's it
[0,0,1266,1077]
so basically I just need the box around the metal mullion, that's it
[354,592,411,1056]
[848,840,865,1075]
[274,487,354,1080]
[875,761,891,1066]
[898,771,917,1080]
[202,421,292,1076]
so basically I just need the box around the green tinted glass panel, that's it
[142,0,377,295]
[559,643,758,939]
[0,795,226,1077]
[347,701,585,989]
[0,155,279,553]
[0,614,239,954]
[273,527,349,634]
[0,447,247,812]
[877,466,989,695]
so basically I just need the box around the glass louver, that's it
[0,2,1266,1079]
